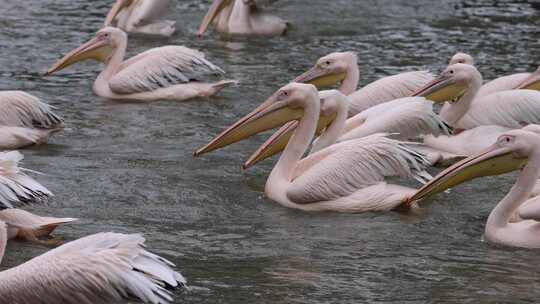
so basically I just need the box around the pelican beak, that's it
[194,93,304,157]
[46,36,112,75]
[412,74,467,102]
[104,0,132,26]
[243,111,336,169]
[516,67,540,91]
[197,0,231,37]
[408,144,526,203]
[294,66,346,89]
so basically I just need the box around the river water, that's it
[1,0,540,303]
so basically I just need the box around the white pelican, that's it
[448,52,540,98]
[104,0,176,36]
[197,0,288,37]
[0,225,186,303]
[0,91,63,149]
[243,91,451,169]
[0,209,76,243]
[409,129,540,248]
[46,27,234,102]
[293,52,434,116]
[195,83,431,213]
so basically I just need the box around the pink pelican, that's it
[0,226,186,303]
[414,64,540,158]
[104,0,176,36]
[197,0,288,37]
[195,83,431,213]
[408,129,540,248]
[448,52,540,98]
[46,27,234,102]
[0,209,76,243]
[293,52,434,116]
[243,91,451,169]
[0,91,63,149]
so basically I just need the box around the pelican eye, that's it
[450,70,454,74]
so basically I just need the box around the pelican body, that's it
[47,27,234,102]
[0,91,63,149]
[105,0,176,36]
[410,128,540,248]
[198,0,288,37]
[195,83,431,213]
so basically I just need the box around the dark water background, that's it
[1,0,540,303]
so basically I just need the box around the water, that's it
[1,0,540,303]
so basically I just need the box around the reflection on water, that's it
[1,0,540,303]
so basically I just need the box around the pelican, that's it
[46,27,234,102]
[0,225,186,303]
[197,0,288,37]
[448,52,540,98]
[195,83,431,213]
[293,52,434,116]
[243,92,451,169]
[0,209,76,243]
[0,91,63,149]
[408,129,540,248]
[104,0,176,36]
[414,64,540,158]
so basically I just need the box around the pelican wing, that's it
[0,151,51,209]
[339,97,451,142]
[110,46,224,94]
[0,91,63,129]
[0,232,186,304]
[476,73,530,98]
[287,134,430,204]
[348,70,434,115]
[456,90,540,129]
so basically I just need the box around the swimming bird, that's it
[0,225,187,303]
[104,0,176,36]
[293,51,434,116]
[0,209,76,243]
[243,91,451,169]
[448,52,540,98]
[198,0,288,37]
[414,64,540,158]
[0,91,63,149]
[46,27,234,102]
[408,128,540,248]
[195,83,431,213]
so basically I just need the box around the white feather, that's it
[348,70,434,115]
[0,91,63,129]
[110,46,225,94]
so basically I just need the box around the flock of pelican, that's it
[1,0,540,302]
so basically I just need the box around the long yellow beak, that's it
[408,144,526,203]
[104,0,131,26]
[197,0,231,37]
[516,67,540,91]
[293,66,346,89]
[46,37,112,75]
[194,93,304,157]
[411,74,467,102]
[242,112,336,169]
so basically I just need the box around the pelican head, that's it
[104,0,134,26]
[197,0,233,37]
[46,27,125,75]
[242,89,347,169]
[293,52,357,89]
[449,52,474,66]
[194,83,318,157]
[412,63,481,103]
[516,66,540,91]
[408,129,535,203]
